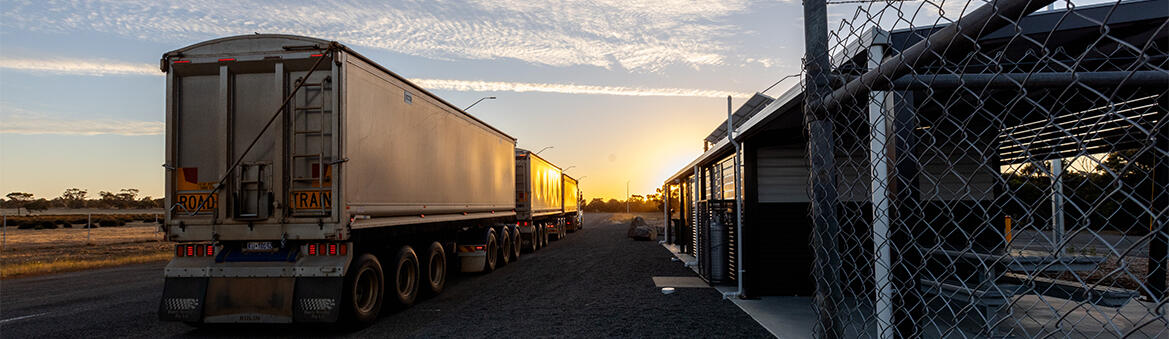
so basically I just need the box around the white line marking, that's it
[0,312,50,324]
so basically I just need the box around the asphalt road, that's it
[1,213,770,338]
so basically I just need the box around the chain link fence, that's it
[801,0,1167,337]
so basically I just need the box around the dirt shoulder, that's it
[1,222,170,279]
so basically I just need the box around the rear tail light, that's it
[175,244,215,257]
[304,243,348,256]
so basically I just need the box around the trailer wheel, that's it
[390,246,419,307]
[526,230,538,253]
[422,242,446,295]
[343,253,384,326]
[542,226,550,247]
[497,229,510,267]
[483,231,498,273]
[511,228,522,261]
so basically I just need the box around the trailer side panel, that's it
[343,57,516,219]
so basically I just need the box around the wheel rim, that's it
[354,266,379,314]
[488,239,497,266]
[514,234,521,258]
[429,251,444,286]
[397,258,416,297]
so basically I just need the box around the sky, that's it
[0,0,1091,201]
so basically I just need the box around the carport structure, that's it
[662,0,1167,336]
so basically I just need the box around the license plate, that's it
[175,193,218,213]
[290,190,332,210]
[245,241,275,252]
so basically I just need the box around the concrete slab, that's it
[653,276,710,288]
[661,242,1167,338]
[662,242,814,338]
[715,286,816,339]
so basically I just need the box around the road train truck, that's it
[513,150,582,251]
[158,34,524,325]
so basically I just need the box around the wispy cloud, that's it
[0,58,749,98]
[0,57,158,76]
[0,0,753,72]
[0,106,162,136]
[414,78,752,98]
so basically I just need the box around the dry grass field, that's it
[1,221,170,279]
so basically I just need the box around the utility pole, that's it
[626,180,631,213]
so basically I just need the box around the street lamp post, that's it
[535,146,553,155]
[464,96,496,111]
[563,166,576,172]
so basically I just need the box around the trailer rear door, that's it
[168,53,339,224]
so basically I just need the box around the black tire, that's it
[511,228,522,261]
[343,253,384,326]
[526,230,538,253]
[498,229,510,267]
[422,242,446,296]
[390,246,420,308]
[483,231,498,273]
[542,226,550,247]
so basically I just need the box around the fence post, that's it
[866,43,895,339]
[87,212,92,244]
[2,213,6,250]
[1149,117,1168,302]
[803,0,841,335]
[1051,159,1065,256]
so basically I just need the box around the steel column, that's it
[889,90,922,338]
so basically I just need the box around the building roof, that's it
[704,93,775,144]
[663,0,1167,183]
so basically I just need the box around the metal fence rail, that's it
[802,0,1168,337]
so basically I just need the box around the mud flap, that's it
[293,277,343,323]
[203,277,295,323]
[159,277,208,322]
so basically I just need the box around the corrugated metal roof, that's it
[666,82,803,183]
[704,93,775,144]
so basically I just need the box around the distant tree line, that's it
[1,188,163,215]
[1003,150,1157,235]
[585,194,663,213]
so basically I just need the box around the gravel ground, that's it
[346,212,770,338]
[1,212,770,338]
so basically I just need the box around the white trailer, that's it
[158,34,522,325]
